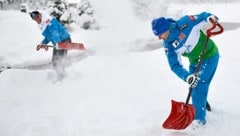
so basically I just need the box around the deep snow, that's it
[1,0,240,136]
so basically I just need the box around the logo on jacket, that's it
[179,33,186,40]
[189,15,198,21]
[178,23,188,31]
[172,40,179,48]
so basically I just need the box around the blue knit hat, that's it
[151,17,170,36]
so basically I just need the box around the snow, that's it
[1,0,240,136]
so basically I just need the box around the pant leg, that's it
[52,38,71,76]
[52,48,68,68]
[190,54,219,122]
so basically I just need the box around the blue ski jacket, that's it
[40,18,70,45]
[163,12,218,81]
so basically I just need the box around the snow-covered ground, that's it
[1,0,240,136]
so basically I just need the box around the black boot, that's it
[206,101,211,112]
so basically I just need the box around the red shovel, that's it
[58,42,85,50]
[36,42,85,51]
[162,19,224,130]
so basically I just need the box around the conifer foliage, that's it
[75,0,97,29]
[47,0,70,26]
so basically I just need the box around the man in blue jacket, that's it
[30,11,71,78]
[151,12,220,126]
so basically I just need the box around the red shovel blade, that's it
[162,100,195,130]
[58,42,85,50]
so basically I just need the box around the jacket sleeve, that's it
[188,12,217,31]
[188,12,213,23]
[165,45,190,81]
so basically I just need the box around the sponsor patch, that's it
[189,15,195,21]
[178,23,188,31]
[189,15,198,21]
[172,40,179,48]
[179,33,186,40]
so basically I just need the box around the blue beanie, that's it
[151,17,170,36]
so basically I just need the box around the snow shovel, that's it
[36,42,85,51]
[162,19,224,130]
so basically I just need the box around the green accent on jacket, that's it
[183,31,218,64]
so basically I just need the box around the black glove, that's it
[186,74,200,88]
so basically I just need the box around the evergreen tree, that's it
[0,0,3,10]
[60,7,74,26]
[77,0,94,17]
[75,0,97,29]
[48,0,69,25]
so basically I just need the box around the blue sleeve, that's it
[189,12,213,23]
[198,12,213,22]
[165,45,190,81]
[177,12,213,27]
